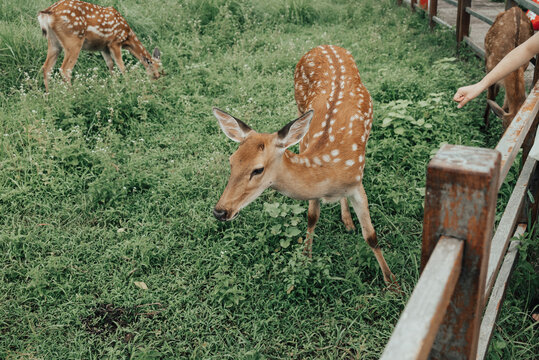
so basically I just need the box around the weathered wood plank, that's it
[381,237,463,360]
[477,240,521,360]
[429,0,438,29]
[422,144,500,360]
[496,81,539,189]
[485,155,536,299]
[456,0,472,44]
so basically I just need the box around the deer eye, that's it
[250,167,264,179]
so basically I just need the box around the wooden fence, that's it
[381,1,539,358]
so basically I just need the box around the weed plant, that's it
[0,0,537,358]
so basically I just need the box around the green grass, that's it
[0,0,537,358]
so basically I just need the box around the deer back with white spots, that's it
[212,45,398,290]
[484,6,533,129]
[38,0,162,91]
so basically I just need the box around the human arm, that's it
[453,32,539,108]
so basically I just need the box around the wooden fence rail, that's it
[385,4,539,357]
[381,86,539,358]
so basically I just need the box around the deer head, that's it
[212,107,313,221]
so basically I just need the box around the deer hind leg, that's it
[483,84,499,129]
[42,35,62,92]
[56,35,84,85]
[349,184,398,290]
[109,44,126,74]
[303,199,320,258]
[101,49,115,74]
[340,198,356,232]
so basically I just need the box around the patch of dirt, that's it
[82,303,133,337]
[81,303,165,342]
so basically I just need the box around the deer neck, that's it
[270,150,339,201]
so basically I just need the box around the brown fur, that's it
[484,6,533,129]
[213,46,398,289]
[38,0,162,90]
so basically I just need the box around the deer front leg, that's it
[109,44,126,74]
[101,49,115,74]
[42,37,62,92]
[340,198,356,232]
[349,184,399,291]
[304,199,320,258]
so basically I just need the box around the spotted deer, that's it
[484,6,533,129]
[38,0,162,91]
[212,45,398,289]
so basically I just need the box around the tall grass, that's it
[0,0,536,358]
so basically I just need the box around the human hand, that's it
[453,83,486,108]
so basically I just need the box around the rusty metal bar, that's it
[442,0,458,6]
[463,36,486,59]
[422,144,500,360]
[495,81,539,189]
[381,236,463,360]
[432,15,453,29]
[465,7,494,25]
[511,0,539,14]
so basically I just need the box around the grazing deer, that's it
[38,0,162,91]
[484,6,533,129]
[212,45,398,289]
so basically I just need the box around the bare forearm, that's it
[478,34,539,90]
[454,32,539,108]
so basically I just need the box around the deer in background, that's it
[484,6,533,130]
[38,0,162,91]
[212,45,398,290]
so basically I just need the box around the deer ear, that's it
[152,47,161,60]
[213,107,253,143]
[276,110,314,148]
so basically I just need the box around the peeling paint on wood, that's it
[422,144,500,360]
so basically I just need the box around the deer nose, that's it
[213,208,228,221]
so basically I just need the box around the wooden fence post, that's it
[421,145,500,359]
[429,0,438,30]
[456,0,471,48]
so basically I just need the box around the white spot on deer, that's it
[321,121,326,127]
[331,149,339,156]
[355,175,362,181]
[329,135,335,142]
[326,102,330,110]
[304,158,311,167]
[345,160,355,167]
[350,91,355,96]
[308,62,315,67]
[359,155,364,163]
[321,89,327,94]
[333,158,341,163]
[332,108,338,114]
[361,134,366,142]
[313,157,322,166]
[322,155,330,162]
[336,100,342,106]
[352,143,358,151]
[313,131,323,138]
